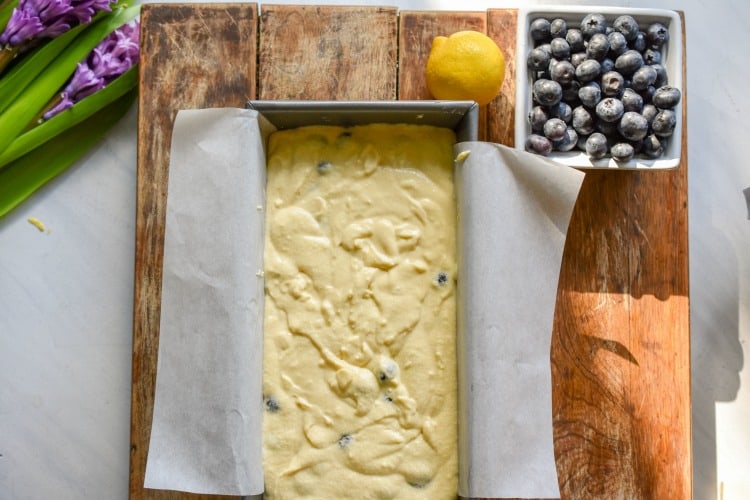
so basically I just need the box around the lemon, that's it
[425,30,505,106]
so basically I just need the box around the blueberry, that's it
[611,142,635,162]
[528,105,549,132]
[527,47,551,71]
[642,133,666,158]
[652,86,682,109]
[641,104,658,125]
[554,127,578,152]
[265,396,280,413]
[631,32,647,52]
[570,51,587,68]
[596,97,624,122]
[566,28,585,51]
[585,132,608,159]
[651,63,668,87]
[525,134,553,156]
[607,31,628,57]
[600,57,615,73]
[549,101,573,123]
[586,33,610,61]
[643,48,662,65]
[435,272,449,286]
[576,133,589,151]
[600,70,625,97]
[530,18,552,42]
[550,60,576,86]
[614,50,644,76]
[533,78,563,106]
[550,37,571,59]
[646,22,669,49]
[652,109,677,137]
[550,18,568,38]
[618,111,649,141]
[631,65,657,91]
[317,161,333,174]
[575,59,601,83]
[543,118,567,141]
[338,434,353,448]
[581,13,607,37]
[578,81,602,108]
[595,118,618,136]
[613,15,639,41]
[621,88,644,113]
[572,105,596,135]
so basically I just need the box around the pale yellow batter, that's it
[262,124,457,499]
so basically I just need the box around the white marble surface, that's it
[0,0,748,498]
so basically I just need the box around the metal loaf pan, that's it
[246,100,479,142]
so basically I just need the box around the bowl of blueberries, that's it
[515,6,683,169]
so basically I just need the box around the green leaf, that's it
[0,64,138,169]
[0,89,136,218]
[0,22,88,115]
[0,3,140,155]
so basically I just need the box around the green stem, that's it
[0,45,17,75]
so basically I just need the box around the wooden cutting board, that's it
[131,5,691,499]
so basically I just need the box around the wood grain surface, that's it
[132,5,691,499]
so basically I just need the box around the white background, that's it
[1,0,748,498]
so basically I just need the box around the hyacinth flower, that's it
[0,0,112,72]
[42,18,137,120]
[0,4,138,216]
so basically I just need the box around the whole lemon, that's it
[426,30,505,106]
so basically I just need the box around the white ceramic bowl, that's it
[515,6,683,169]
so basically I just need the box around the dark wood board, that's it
[132,5,691,499]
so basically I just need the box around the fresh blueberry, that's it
[578,81,602,108]
[607,31,628,57]
[652,86,681,109]
[550,60,576,86]
[549,101,573,123]
[595,118,618,135]
[651,63,668,87]
[643,48,662,65]
[530,18,552,42]
[600,57,615,73]
[631,65,657,91]
[618,111,649,141]
[631,32,647,52]
[572,105,596,135]
[642,133,666,158]
[562,80,582,105]
[566,28,585,51]
[585,132,608,159]
[596,97,625,122]
[525,134,553,155]
[639,85,656,104]
[581,13,608,37]
[613,15,639,41]
[550,37,571,59]
[570,51,587,68]
[610,142,635,162]
[527,47,551,71]
[641,104,658,125]
[528,105,549,132]
[265,396,280,413]
[586,33,610,61]
[621,88,644,113]
[652,109,677,137]
[600,70,625,97]
[575,59,601,83]
[614,49,644,76]
[554,127,578,152]
[543,118,568,141]
[533,78,563,106]
[550,18,568,38]
[646,22,669,49]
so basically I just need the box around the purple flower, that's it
[0,0,112,48]
[43,19,139,120]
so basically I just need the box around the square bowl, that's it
[515,6,683,169]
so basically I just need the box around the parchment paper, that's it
[143,108,266,495]
[455,142,584,498]
[144,109,584,498]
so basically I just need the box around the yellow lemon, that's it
[425,30,505,106]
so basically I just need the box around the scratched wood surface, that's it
[132,5,691,499]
